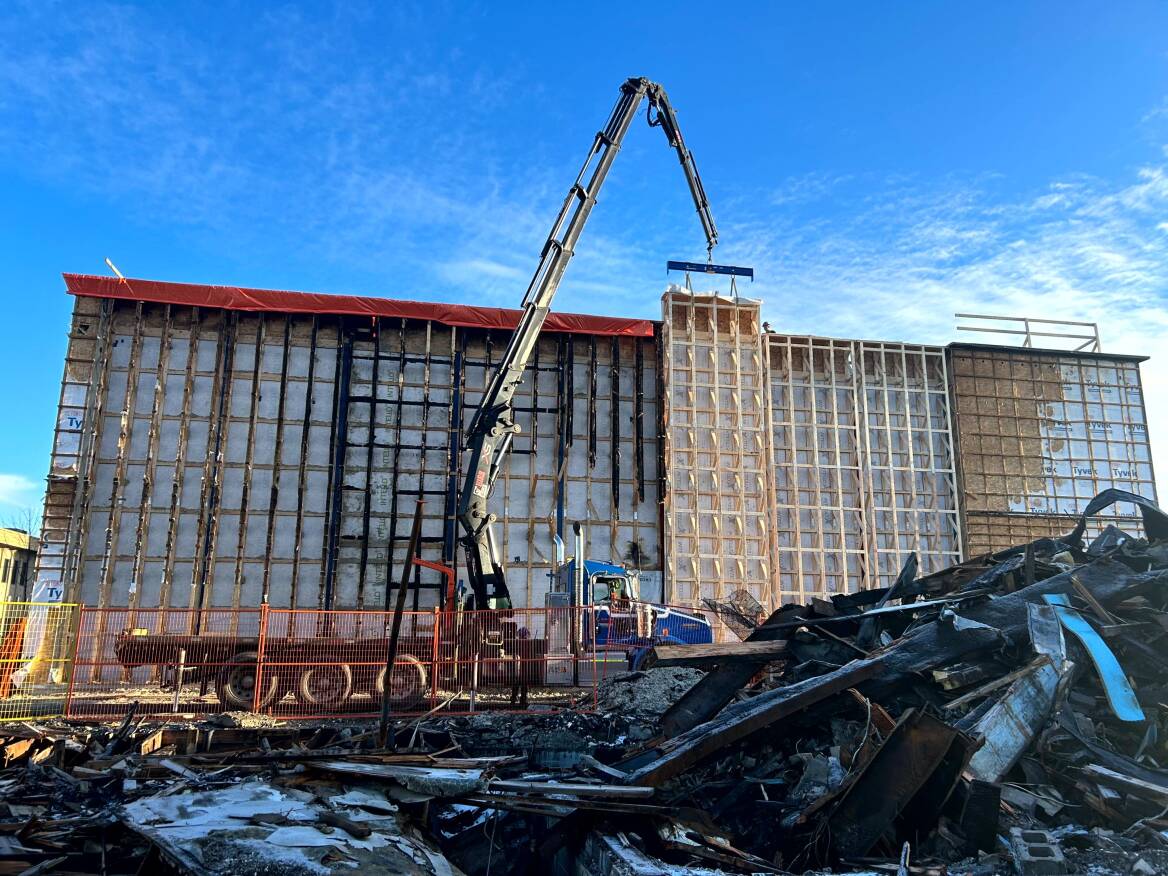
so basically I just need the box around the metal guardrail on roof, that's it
[955,313,1102,353]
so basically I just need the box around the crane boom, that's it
[457,77,719,609]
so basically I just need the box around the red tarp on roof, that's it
[62,274,655,338]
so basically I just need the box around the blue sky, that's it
[3,2,1168,516]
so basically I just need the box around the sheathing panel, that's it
[950,346,1157,554]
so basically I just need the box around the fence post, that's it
[254,603,270,714]
[430,605,440,709]
[62,605,84,719]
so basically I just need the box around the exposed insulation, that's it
[50,297,661,611]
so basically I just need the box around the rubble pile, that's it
[3,487,1168,874]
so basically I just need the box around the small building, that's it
[0,529,39,602]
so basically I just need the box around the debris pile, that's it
[4,487,1168,874]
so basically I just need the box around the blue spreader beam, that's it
[667,260,754,279]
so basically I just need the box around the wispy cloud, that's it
[717,162,1168,490]
[3,2,1167,500]
[0,474,39,509]
[0,2,703,316]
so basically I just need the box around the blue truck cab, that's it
[553,558,713,670]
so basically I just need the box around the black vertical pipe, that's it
[555,336,567,542]
[322,329,353,611]
[610,337,621,509]
[193,313,237,629]
[635,337,645,504]
[379,498,424,748]
[443,341,464,576]
[588,338,598,468]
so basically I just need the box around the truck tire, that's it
[215,651,281,711]
[629,635,684,672]
[294,663,354,710]
[374,654,427,712]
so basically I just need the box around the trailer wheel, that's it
[215,651,281,711]
[294,663,354,710]
[375,654,427,712]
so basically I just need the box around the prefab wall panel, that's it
[33,295,110,604]
[949,345,1157,554]
[767,336,961,604]
[69,306,339,610]
[662,292,774,609]
[335,323,660,610]
[51,297,660,611]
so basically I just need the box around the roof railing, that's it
[954,313,1102,352]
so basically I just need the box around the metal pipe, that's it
[572,521,584,687]
[171,648,186,714]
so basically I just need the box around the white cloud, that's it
[0,474,39,508]
[719,162,1168,496]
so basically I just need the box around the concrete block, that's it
[1009,827,1066,875]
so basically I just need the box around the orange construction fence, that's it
[64,602,721,720]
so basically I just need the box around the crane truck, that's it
[115,77,723,712]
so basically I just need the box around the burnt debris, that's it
[4,489,1168,874]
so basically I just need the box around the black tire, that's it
[215,651,281,711]
[374,654,428,712]
[294,663,354,709]
[631,647,659,671]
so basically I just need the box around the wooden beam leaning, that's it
[661,605,793,737]
[627,657,881,787]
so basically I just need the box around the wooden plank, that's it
[487,779,655,799]
[660,604,795,737]
[138,729,170,756]
[1081,764,1168,803]
[2,739,34,767]
[650,640,786,667]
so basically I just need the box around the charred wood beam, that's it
[661,604,800,737]
[631,559,1166,786]
[625,658,880,786]
[649,639,787,668]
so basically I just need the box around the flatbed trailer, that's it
[114,618,549,713]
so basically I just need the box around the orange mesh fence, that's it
[65,602,727,720]
[67,608,263,719]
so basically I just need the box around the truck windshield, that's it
[593,576,627,603]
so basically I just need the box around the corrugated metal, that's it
[63,274,655,338]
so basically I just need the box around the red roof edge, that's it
[62,274,655,338]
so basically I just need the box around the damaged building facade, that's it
[35,274,1158,614]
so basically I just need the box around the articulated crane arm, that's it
[457,77,719,609]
